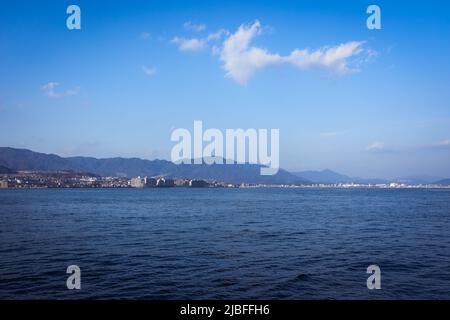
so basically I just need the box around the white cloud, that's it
[219,21,281,84]
[171,36,207,51]
[207,29,229,41]
[142,65,157,76]
[366,142,386,153]
[172,20,373,84]
[183,21,206,32]
[171,29,228,53]
[219,21,369,84]
[140,32,151,40]
[286,41,364,74]
[436,139,450,146]
[427,139,450,149]
[42,82,79,98]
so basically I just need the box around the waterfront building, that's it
[156,178,175,187]
[174,179,189,187]
[144,177,157,187]
[130,176,145,188]
[189,179,209,188]
[0,180,8,188]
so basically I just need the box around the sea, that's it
[0,188,449,299]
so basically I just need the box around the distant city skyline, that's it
[1,0,450,179]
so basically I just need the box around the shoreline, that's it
[1,185,450,190]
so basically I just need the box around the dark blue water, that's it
[1,188,449,299]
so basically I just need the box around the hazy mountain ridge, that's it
[2,147,447,185]
[292,169,447,185]
[292,169,391,184]
[292,169,354,183]
[0,147,309,185]
[435,179,450,185]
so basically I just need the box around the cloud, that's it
[140,32,151,40]
[220,21,368,84]
[425,139,450,150]
[286,42,365,74]
[366,142,387,153]
[171,36,207,51]
[41,82,80,98]
[142,65,157,76]
[183,21,206,32]
[219,21,282,84]
[207,29,229,41]
[171,29,229,52]
[172,20,373,84]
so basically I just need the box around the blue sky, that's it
[1,0,450,178]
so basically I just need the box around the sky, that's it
[1,0,450,179]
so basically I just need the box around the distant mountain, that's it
[394,176,445,185]
[292,169,353,183]
[0,165,15,174]
[434,178,450,185]
[66,156,175,178]
[293,169,447,185]
[0,147,309,185]
[355,178,392,185]
[171,162,307,185]
[0,147,73,171]
[293,169,392,184]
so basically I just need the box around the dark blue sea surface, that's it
[0,188,449,299]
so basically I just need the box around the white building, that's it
[130,176,145,188]
[0,180,8,188]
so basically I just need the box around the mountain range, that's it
[1,147,449,185]
[0,147,308,185]
[435,178,450,185]
[292,169,449,185]
[292,169,355,184]
[292,169,397,184]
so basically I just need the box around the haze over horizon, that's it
[1,0,450,179]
